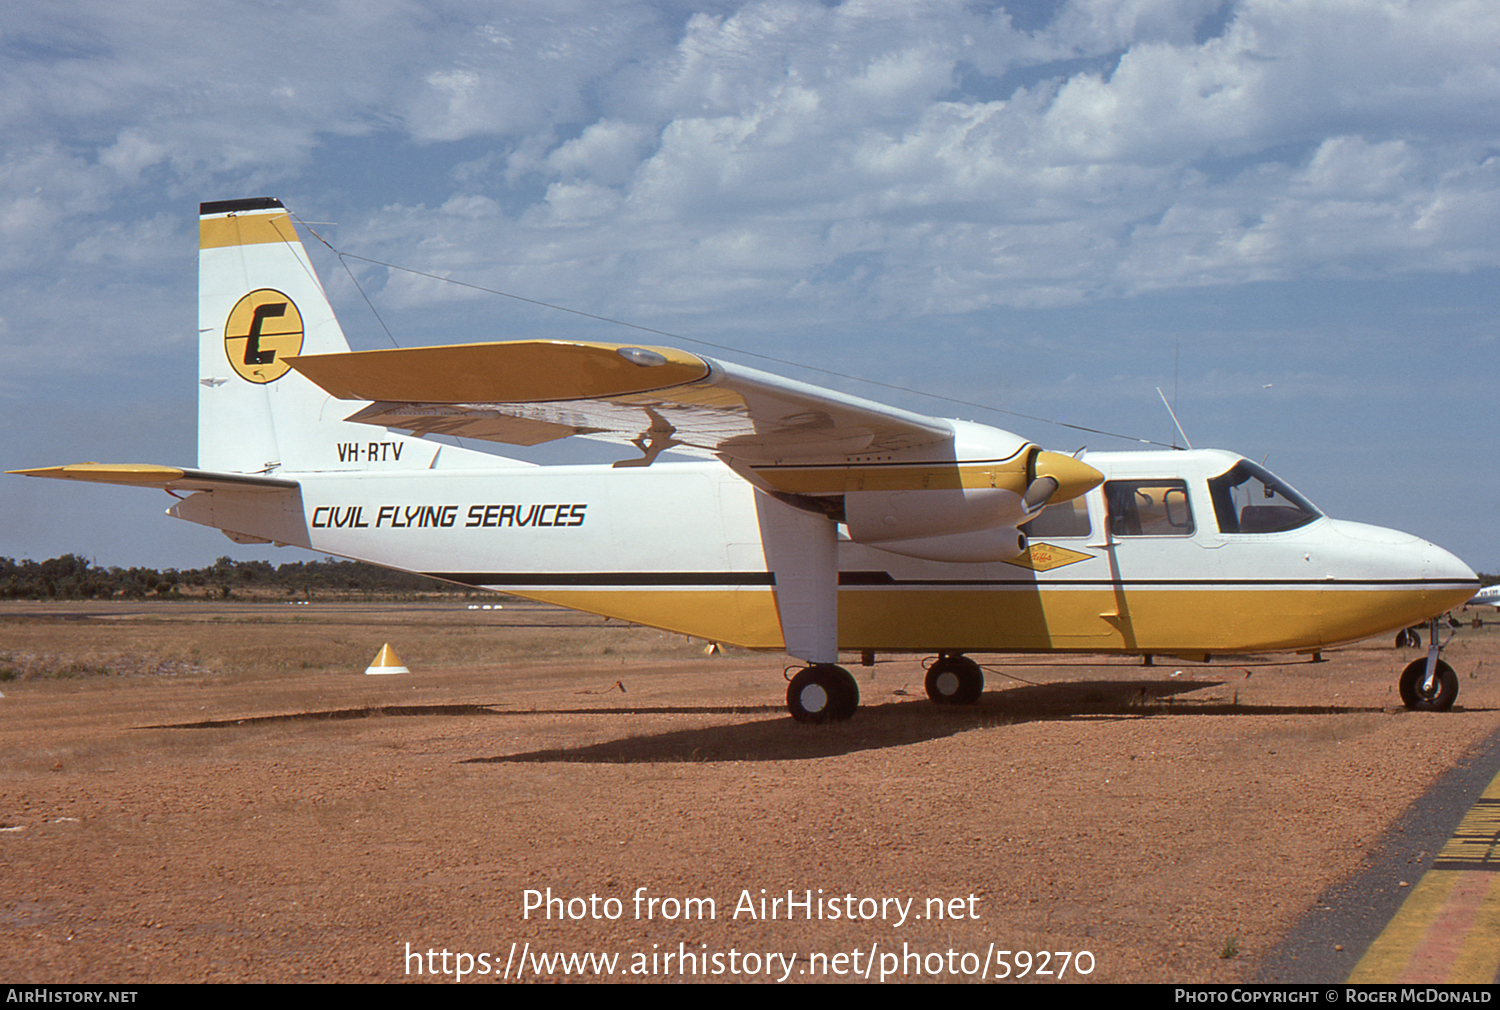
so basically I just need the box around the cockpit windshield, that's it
[1207,460,1321,534]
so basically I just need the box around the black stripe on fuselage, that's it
[838,571,1478,588]
[420,570,1475,590]
[423,572,778,587]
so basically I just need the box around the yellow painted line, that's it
[1348,770,1500,983]
[1448,875,1500,982]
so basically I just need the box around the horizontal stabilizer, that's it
[9,463,299,493]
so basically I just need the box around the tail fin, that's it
[198,198,503,474]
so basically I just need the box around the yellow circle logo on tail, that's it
[224,289,304,383]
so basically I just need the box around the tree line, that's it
[0,554,463,600]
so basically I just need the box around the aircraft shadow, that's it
[469,678,1395,764]
[148,702,783,731]
[150,679,1419,763]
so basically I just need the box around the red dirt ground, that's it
[2,601,1497,983]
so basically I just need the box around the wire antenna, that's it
[295,214,1176,448]
[1156,387,1192,449]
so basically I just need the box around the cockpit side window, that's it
[1207,460,1320,534]
[1105,480,1194,537]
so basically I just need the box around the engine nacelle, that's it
[853,520,1030,563]
[842,421,1102,563]
[846,485,1031,562]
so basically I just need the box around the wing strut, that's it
[756,493,863,723]
[611,407,684,468]
[760,496,839,664]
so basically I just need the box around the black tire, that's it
[787,664,859,723]
[1396,628,1422,649]
[1399,658,1458,711]
[925,654,984,706]
[832,665,861,720]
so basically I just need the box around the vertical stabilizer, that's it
[197,198,503,474]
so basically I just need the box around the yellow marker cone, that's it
[364,643,409,676]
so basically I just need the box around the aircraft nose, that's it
[1418,540,1478,617]
[1324,519,1478,623]
[1328,519,1475,578]
[1423,539,1478,586]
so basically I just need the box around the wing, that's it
[286,340,955,465]
[8,463,299,493]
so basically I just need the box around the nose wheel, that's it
[1399,658,1458,711]
[1398,618,1459,711]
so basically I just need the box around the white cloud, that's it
[546,121,656,184]
[6,0,1495,328]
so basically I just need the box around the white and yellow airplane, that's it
[12,198,1481,721]
[1468,586,1500,608]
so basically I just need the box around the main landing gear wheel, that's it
[925,653,984,706]
[1399,658,1458,711]
[787,664,859,723]
[1395,628,1422,649]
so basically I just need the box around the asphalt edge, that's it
[1254,715,1500,982]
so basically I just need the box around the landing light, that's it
[617,347,668,368]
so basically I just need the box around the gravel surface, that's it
[3,603,1497,983]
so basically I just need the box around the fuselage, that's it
[168,446,1476,657]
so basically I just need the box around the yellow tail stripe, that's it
[199,212,295,249]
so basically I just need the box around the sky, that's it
[2,0,1498,573]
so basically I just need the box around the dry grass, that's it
[0,599,711,683]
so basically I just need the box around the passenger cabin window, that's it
[1105,480,1194,537]
[1207,460,1320,534]
[1020,496,1091,538]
